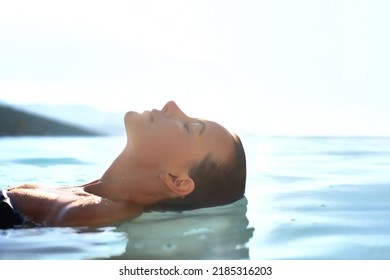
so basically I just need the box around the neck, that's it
[84,149,169,205]
[85,150,137,200]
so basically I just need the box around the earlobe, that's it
[159,171,195,197]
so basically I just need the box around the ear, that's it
[159,171,195,197]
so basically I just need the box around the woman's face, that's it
[124,101,235,173]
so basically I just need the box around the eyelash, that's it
[183,123,190,132]
[183,121,202,134]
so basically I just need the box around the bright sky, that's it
[0,0,389,136]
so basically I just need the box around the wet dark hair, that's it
[148,133,246,211]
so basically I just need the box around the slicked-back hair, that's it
[148,133,246,211]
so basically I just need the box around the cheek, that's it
[128,122,189,162]
[125,116,210,167]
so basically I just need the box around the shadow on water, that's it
[112,197,254,260]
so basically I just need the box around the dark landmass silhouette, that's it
[0,105,101,136]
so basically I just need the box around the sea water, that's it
[0,135,389,259]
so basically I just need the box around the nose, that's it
[162,101,187,118]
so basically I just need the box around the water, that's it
[0,135,389,259]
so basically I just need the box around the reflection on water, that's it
[0,227,127,260]
[113,197,254,259]
[0,197,253,260]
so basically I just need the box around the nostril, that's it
[162,103,168,113]
[163,101,175,113]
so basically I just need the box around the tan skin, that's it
[7,101,235,227]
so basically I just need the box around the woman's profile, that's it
[0,101,246,229]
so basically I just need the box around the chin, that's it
[124,111,151,140]
[124,110,137,120]
[124,110,144,124]
[124,111,137,133]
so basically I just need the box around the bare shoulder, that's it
[7,183,143,227]
[8,183,73,194]
[47,194,143,227]
[8,183,45,190]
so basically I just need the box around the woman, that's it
[0,101,246,229]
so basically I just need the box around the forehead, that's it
[202,120,235,163]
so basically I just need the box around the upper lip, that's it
[151,109,159,122]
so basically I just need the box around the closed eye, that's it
[184,121,205,135]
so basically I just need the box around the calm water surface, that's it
[1,135,389,259]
